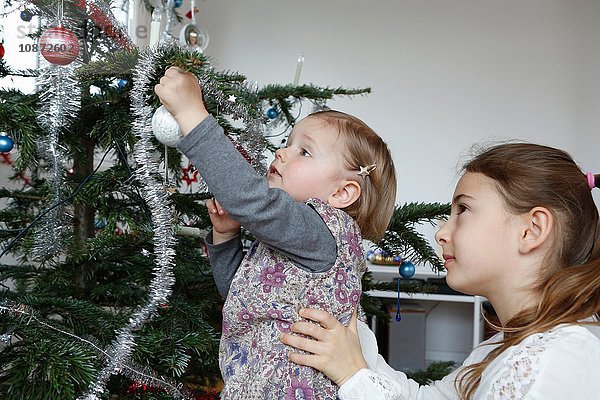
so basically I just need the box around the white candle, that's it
[149,8,161,47]
[293,52,304,85]
[175,225,201,237]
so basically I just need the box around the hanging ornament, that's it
[181,163,198,186]
[173,0,182,7]
[117,79,127,88]
[399,261,416,278]
[39,25,80,66]
[20,10,33,21]
[366,249,402,266]
[266,107,279,119]
[185,8,198,19]
[0,44,4,59]
[179,24,209,52]
[394,260,415,322]
[0,153,30,185]
[94,218,107,229]
[151,105,183,147]
[179,0,209,52]
[0,133,15,153]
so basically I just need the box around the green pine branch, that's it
[379,202,451,272]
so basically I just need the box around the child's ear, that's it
[519,207,553,254]
[328,180,361,209]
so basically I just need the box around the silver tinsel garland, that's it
[79,43,268,398]
[78,46,188,400]
[34,62,81,259]
[0,300,186,398]
[198,76,267,176]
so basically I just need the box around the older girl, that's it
[282,143,600,399]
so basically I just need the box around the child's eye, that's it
[301,148,311,157]
[456,204,469,214]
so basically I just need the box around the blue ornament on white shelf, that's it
[266,107,279,119]
[117,79,127,89]
[20,10,33,22]
[399,261,415,278]
[0,134,15,153]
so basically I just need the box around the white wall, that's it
[191,0,599,219]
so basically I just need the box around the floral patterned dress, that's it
[219,198,365,399]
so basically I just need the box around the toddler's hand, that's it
[207,198,241,244]
[154,67,210,135]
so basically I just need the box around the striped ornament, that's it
[39,26,80,66]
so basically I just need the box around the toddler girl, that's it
[155,67,397,399]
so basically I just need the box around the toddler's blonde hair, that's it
[308,110,397,242]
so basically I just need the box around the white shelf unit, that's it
[367,289,485,350]
[366,263,485,365]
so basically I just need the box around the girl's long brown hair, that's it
[455,143,600,399]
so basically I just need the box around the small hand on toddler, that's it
[207,198,240,244]
[154,66,210,135]
[280,307,367,387]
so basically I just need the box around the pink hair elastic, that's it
[587,172,596,190]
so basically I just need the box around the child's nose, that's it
[275,147,286,161]
[435,221,449,245]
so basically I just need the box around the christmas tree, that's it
[0,0,449,398]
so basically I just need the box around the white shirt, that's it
[339,320,600,400]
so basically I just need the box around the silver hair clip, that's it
[357,164,377,179]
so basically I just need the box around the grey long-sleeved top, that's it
[177,116,338,297]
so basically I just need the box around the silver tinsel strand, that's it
[178,77,269,193]
[0,300,185,399]
[80,43,269,398]
[78,45,188,400]
[34,62,81,259]
[198,76,267,176]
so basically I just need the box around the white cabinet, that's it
[366,264,485,367]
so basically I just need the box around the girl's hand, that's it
[154,66,210,135]
[280,307,368,387]
[207,198,240,244]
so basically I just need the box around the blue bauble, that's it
[117,79,127,89]
[173,0,183,7]
[266,107,279,119]
[0,135,15,153]
[20,10,33,22]
[399,261,416,278]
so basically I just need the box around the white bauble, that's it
[152,105,182,147]
[179,23,209,52]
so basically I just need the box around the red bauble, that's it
[39,26,80,66]
[0,43,4,59]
